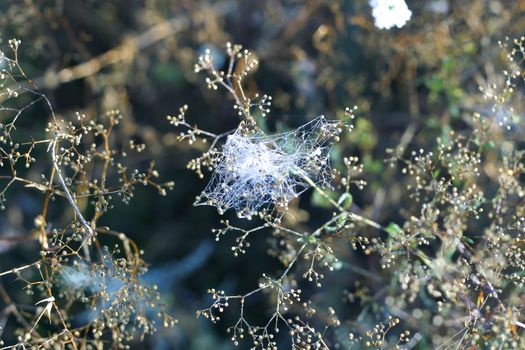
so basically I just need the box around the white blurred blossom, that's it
[427,0,449,14]
[370,0,412,29]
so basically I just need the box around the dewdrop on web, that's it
[194,116,345,220]
[370,0,412,29]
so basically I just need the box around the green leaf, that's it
[364,156,383,175]
[307,235,318,244]
[337,193,353,209]
[385,222,403,237]
[311,190,337,209]
[462,236,474,244]
[150,63,184,84]
[336,214,347,228]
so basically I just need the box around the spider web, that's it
[195,116,342,219]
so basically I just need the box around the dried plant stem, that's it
[50,139,94,257]
[301,174,385,232]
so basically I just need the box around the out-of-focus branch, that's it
[36,16,189,89]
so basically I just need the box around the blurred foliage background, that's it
[1,0,525,348]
